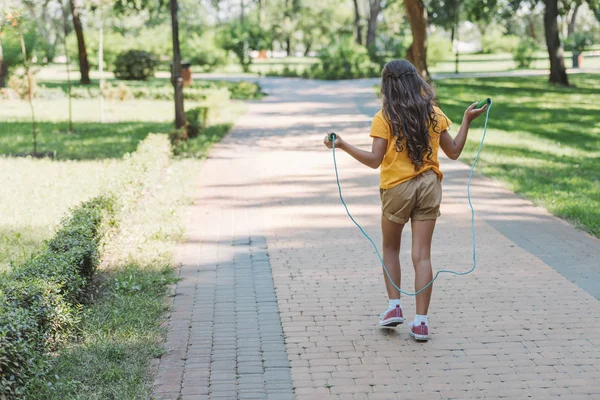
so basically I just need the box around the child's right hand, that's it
[323,134,342,149]
[464,102,488,123]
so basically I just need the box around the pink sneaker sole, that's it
[409,323,429,341]
[379,317,404,327]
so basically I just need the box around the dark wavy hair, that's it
[380,60,437,171]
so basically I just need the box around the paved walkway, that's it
[153,78,600,400]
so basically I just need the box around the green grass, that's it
[0,83,243,270]
[25,150,201,399]
[1,83,243,396]
[433,74,600,236]
[0,157,120,271]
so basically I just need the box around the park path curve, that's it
[153,77,600,400]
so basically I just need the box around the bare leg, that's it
[411,219,436,315]
[381,216,404,300]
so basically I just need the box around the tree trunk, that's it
[352,0,363,45]
[303,41,312,56]
[69,0,91,84]
[0,38,6,88]
[170,0,186,131]
[366,0,381,48]
[404,0,429,80]
[568,3,580,37]
[544,0,569,86]
[286,37,291,56]
[528,15,536,39]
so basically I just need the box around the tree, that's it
[170,0,185,130]
[352,0,363,44]
[0,22,6,88]
[6,11,37,156]
[69,0,91,84]
[366,0,382,48]
[543,0,569,85]
[404,0,429,79]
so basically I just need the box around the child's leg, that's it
[381,215,404,299]
[379,216,405,327]
[410,219,436,315]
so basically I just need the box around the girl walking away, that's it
[323,60,487,341]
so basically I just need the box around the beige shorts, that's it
[379,170,442,224]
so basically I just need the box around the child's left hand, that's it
[323,134,343,149]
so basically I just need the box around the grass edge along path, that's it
[25,136,202,399]
[0,132,215,398]
[434,74,599,237]
[374,74,599,237]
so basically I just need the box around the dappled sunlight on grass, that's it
[435,74,600,236]
[0,157,121,271]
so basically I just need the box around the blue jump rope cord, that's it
[331,101,492,296]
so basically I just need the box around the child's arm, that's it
[323,135,387,169]
[440,102,487,160]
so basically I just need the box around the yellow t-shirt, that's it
[370,106,452,189]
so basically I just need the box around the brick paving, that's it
[153,77,600,399]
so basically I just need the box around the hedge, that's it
[0,135,173,398]
[0,196,113,398]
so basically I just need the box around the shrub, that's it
[427,34,452,67]
[565,32,593,54]
[181,31,228,72]
[185,106,209,138]
[481,33,520,54]
[0,136,173,396]
[8,70,38,100]
[309,36,380,80]
[113,50,159,81]
[218,21,270,72]
[0,196,112,397]
[512,38,538,68]
[103,82,133,101]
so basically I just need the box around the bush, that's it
[565,32,593,54]
[8,72,38,100]
[0,196,113,397]
[512,38,538,68]
[103,82,133,101]
[0,136,175,396]
[427,34,452,67]
[185,106,209,138]
[181,31,228,72]
[309,36,380,80]
[113,50,159,81]
[0,22,39,77]
[481,33,520,54]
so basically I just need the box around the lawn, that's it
[0,75,245,273]
[1,70,247,396]
[0,157,120,271]
[433,73,600,236]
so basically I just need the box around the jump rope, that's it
[327,98,492,296]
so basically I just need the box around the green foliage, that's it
[481,31,520,54]
[181,31,228,72]
[512,37,538,68]
[427,34,452,67]
[113,50,159,81]
[0,23,39,75]
[37,79,262,101]
[185,106,208,138]
[565,32,593,53]
[308,36,380,80]
[0,196,113,397]
[218,22,270,72]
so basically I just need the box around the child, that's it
[323,59,487,341]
